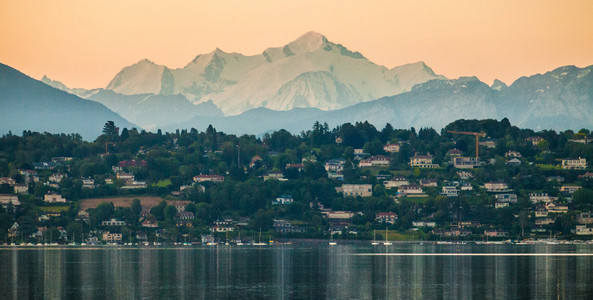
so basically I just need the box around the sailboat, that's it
[371,230,379,245]
[252,228,267,246]
[236,231,244,245]
[383,227,392,246]
[329,230,337,246]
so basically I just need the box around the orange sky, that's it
[1,0,592,89]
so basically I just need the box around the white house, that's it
[561,158,587,170]
[44,192,66,203]
[337,184,372,197]
[383,177,409,189]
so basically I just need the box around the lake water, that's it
[1,243,593,299]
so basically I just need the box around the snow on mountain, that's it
[104,31,445,115]
[106,59,165,95]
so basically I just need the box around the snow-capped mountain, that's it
[105,31,445,115]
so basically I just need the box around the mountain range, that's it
[0,63,135,140]
[2,31,592,138]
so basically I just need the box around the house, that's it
[44,192,66,203]
[263,172,287,181]
[321,210,357,220]
[577,212,593,224]
[457,170,474,180]
[420,179,438,187]
[451,221,481,228]
[102,232,122,242]
[560,185,582,195]
[33,162,58,170]
[460,182,473,191]
[82,178,95,189]
[535,218,555,226]
[479,139,496,148]
[77,210,90,221]
[13,184,28,194]
[484,182,510,192]
[0,177,16,185]
[453,157,481,169]
[193,174,224,183]
[211,224,234,232]
[383,143,400,153]
[0,194,21,207]
[495,193,517,203]
[526,136,544,146]
[301,154,317,163]
[505,158,521,166]
[116,172,135,181]
[168,200,191,212]
[529,193,557,203]
[176,211,195,221]
[445,148,463,157]
[358,155,390,167]
[375,212,398,224]
[249,155,263,168]
[561,158,587,170]
[575,225,593,235]
[19,170,39,183]
[546,203,568,213]
[324,159,345,172]
[579,172,593,180]
[51,156,72,163]
[337,184,372,197]
[384,177,409,189]
[273,219,305,233]
[102,218,126,226]
[505,151,522,158]
[484,229,508,237]
[535,209,548,218]
[494,202,509,209]
[273,195,294,205]
[441,186,459,197]
[285,163,303,171]
[118,159,148,168]
[142,219,159,228]
[409,153,439,168]
[412,221,436,228]
[48,173,66,183]
[399,184,424,195]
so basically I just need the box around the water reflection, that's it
[1,244,593,299]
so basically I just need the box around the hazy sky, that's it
[1,0,592,89]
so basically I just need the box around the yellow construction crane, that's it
[447,130,486,159]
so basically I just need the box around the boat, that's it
[371,230,379,245]
[329,231,337,246]
[252,229,267,246]
[383,227,392,246]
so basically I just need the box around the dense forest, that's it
[0,118,592,244]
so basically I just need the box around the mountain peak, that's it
[287,31,328,54]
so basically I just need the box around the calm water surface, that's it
[1,243,593,299]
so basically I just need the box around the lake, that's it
[1,242,593,299]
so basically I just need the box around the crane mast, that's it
[447,130,486,159]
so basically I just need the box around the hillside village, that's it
[0,119,592,245]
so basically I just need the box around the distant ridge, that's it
[0,63,136,140]
[165,65,593,135]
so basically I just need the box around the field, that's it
[79,196,165,210]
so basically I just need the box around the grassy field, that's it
[80,196,164,210]
[40,206,70,213]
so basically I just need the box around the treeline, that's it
[0,118,592,242]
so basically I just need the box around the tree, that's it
[102,121,119,137]
[164,205,178,221]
